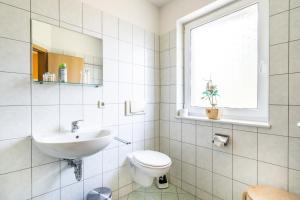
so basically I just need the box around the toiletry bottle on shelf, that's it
[59,63,67,83]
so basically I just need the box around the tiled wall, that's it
[0,0,160,199]
[159,1,300,200]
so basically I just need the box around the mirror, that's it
[31,20,103,86]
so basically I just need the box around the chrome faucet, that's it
[71,120,83,133]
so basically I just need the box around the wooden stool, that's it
[242,185,300,200]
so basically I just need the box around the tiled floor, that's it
[120,184,197,200]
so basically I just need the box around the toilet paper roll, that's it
[213,140,224,147]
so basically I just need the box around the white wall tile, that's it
[289,73,300,105]
[83,152,102,179]
[0,3,30,42]
[145,49,155,67]
[103,36,118,60]
[291,0,300,9]
[60,105,83,133]
[0,106,31,140]
[290,40,300,73]
[270,0,289,15]
[270,74,288,105]
[160,33,169,51]
[103,82,118,103]
[233,130,257,159]
[213,174,232,200]
[103,148,118,172]
[81,105,102,129]
[160,85,170,103]
[0,138,31,174]
[133,122,145,142]
[103,13,118,38]
[83,3,102,33]
[160,137,170,155]
[133,46,145,65]
[182,143,196,165]
[119,41,133,63]
[258,105,288,136]
[0,38,30,74]
[103,59,118,82]
[32,162,60,197]
[32,106,59,135]
[31,0,59,20]
[258,161,288,190]
[270,43,288,75]
[290,7,300,41]
[289,137,300,170]
[160,50,170,68]
[32,190,60,200]
[0,169,31,200]
[170,159,181,179]
[133,84,145,102]
[160,120,170,138]
[61,181,83,200]
[170,122,181,141]
[182,123,196,145]
[289,106,300,138]
[83,86,102,105]
[60,85,83,105]
[213,151,232,178]
[145,121,155,139]
[170,140,181,160]
[0,0,30,10]
[60,0,82,27]
[103,104,118,127]
[197,147,212,171]
[84,175,102,200]
[0,72,30,105]
[289,169,300,197]
[196,189,213,200]
[118,83,132,104]
[32,84,59,105]
[182,163,196,186]
[233,156,257,185]
[196,125,213,149]
[119,165,132,188]
[119,62,132,83]
[133,65,145,84]
[270,12,289,45]
[103,169,119,191]
[197,168,212,193]
[258,133,288,167]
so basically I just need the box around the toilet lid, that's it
[132,150,171,167]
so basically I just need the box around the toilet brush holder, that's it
[156,175,169,189]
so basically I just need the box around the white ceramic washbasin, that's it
[33,130,112,159]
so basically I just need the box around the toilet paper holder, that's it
[212,133,229,146]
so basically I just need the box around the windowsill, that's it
[176,115,271,128]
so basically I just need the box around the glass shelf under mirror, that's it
[33,80,101,87]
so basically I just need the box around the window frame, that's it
[183,0,269,123]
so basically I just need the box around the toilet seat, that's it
[132,150,171,168]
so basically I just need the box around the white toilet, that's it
[127,150,172,187]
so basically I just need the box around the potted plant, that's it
[202,80,220,120]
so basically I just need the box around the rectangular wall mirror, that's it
[31,20,103,87]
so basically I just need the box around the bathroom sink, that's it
[33,130,112,159]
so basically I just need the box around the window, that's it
[184,0,269,122]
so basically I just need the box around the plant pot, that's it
[206,108,219,120]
